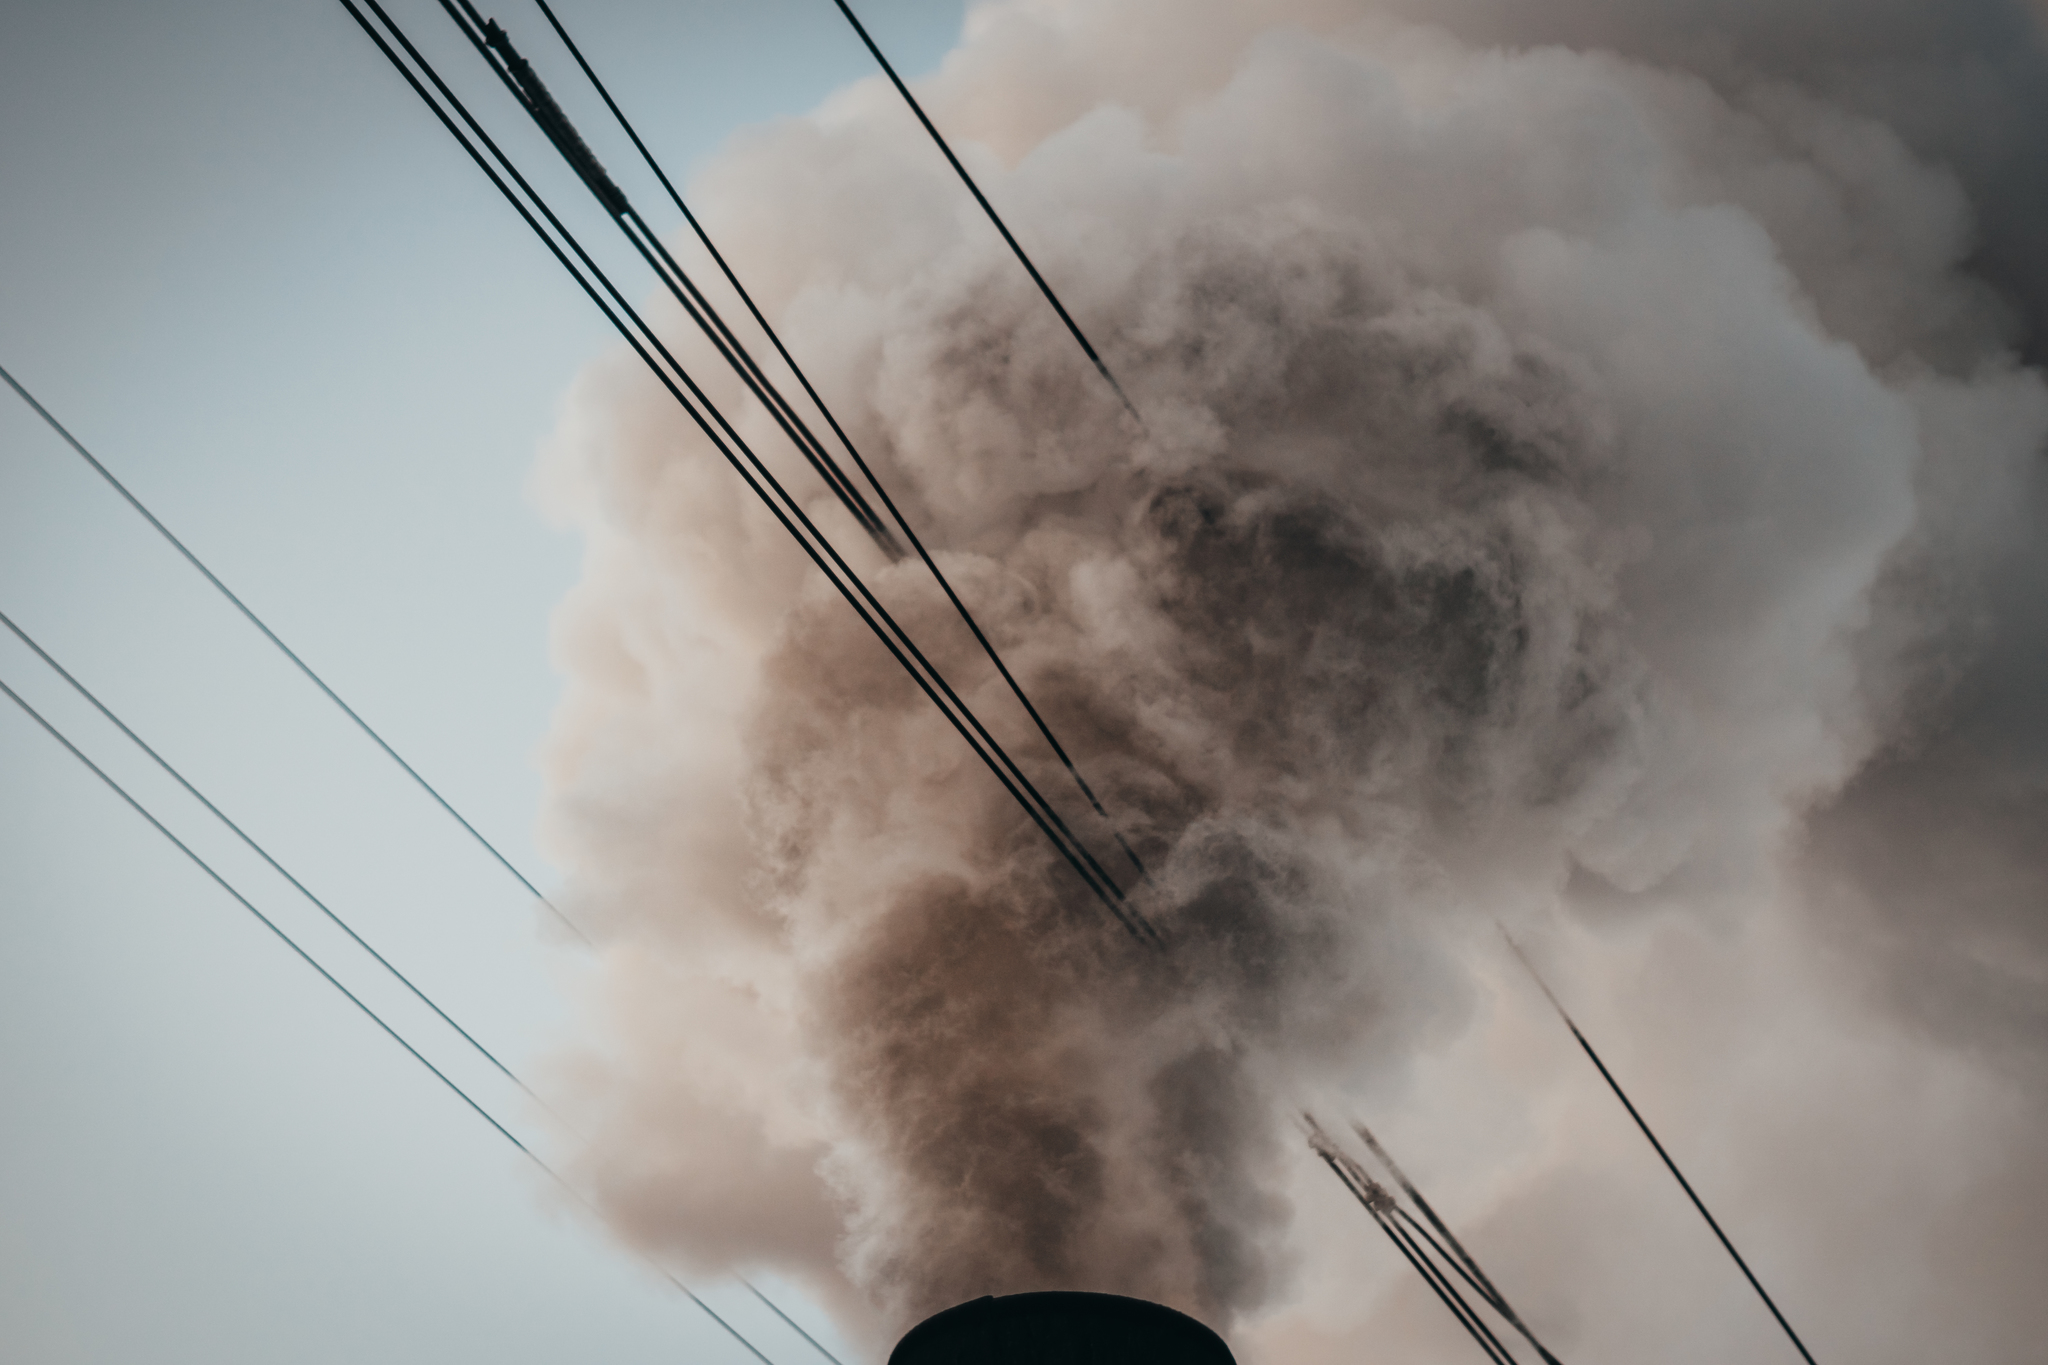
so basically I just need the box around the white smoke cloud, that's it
[529,2,2048,1359]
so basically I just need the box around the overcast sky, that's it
[0,2,967,1361]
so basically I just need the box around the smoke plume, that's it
[530,2,2048,1359]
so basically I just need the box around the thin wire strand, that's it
[1310,1137,1512,1365]
[520,0,1147,879]
[1355,1119,1501,1301]
[524,0,889,546]
[740,1276,849,1365]
[440,0,894,550]
[828,0,1142,427]
[341,0,1154,943]
[378,0,1129,931]
[1380,1205,1519,1365]
[1503,929,1818,1365]
[1390,1207,1559,1365]
[1393,1208,1506,1318]
[1,675,782,1364]
[0,673,534,1154]
[0,606,536,1100]
[0,361,584,945]
[363,0,1141,940]
[1356,1120,1563,1365]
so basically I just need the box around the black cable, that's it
[1393,1208,1507,1321]
[523,0,890,549]
[0,672,786,1365]
[614,208,897,550]
[1357,1120,1564,1364]
[1391,1207,1563,1365]
[0,362,585,945]
[514,0,1147,879]
[379,0,1131,935]
[1311,1141,1512,1365]
[1503,930,1818,1365]
[440,0,895,551]
[1310,1118,1516,1364]
[828,0,1142,427]
[0,606,534,1100]
[356,0,1141,944]
[1356,1120,1501,1301]
[336,0,1156,944]
[1381,1204,1520,1365]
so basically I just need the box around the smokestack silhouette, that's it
[890,1293,1236,1365]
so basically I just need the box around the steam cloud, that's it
[530,2,2048,1359]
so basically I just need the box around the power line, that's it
[1306,1116,1517,1364]
[526,0,890,547]
[0,673,787,1365]
[354,0,1144,944]
[335,0,1156,945]
[1502,930,1818,1365]
[1353,1120,1564,1365]
[829,0,1142,427]
[0,361,585,945]
[0,605,533,1101]
[442,0,896,554]
[517,0,1148,881]
[0,672,536,1151]
[741,1277,848,1365]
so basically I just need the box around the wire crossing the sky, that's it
[1353,1120,1564,1365]
[830,0,1143,427]
[0,674,537,1156]
[337,0,1157,944]
[741,1278,848,1365]
[440,0,897,554]
[0,673,799,1365]
[352,0,1147,943]
[1503,931,1818,1365]
[0,362,584,945]
[0,605,532,1101]
[509,0,1149,880]
[1307,1116,1521,1364]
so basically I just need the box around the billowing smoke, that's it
[529,1,2048,1358]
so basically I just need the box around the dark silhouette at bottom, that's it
[891,1293,1236,1365]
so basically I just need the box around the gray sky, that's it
[0,2,963,1360]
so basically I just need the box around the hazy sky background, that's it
[0,2,966,1360]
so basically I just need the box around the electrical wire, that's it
[334,0,1157,944]
[740,1276,848,1365]
[440,0,895,553]
[1307,1121,1515,1365]
[0,673,535,1152]
[1503,930,1819,1365]
[0,605,534,1102]
[829,0,1143,427]
[0,673,788,1365]
[0,361,585,945]
[349,0,1145,944]
[1355,1120,1564,1364]
[517,0,1148,880]
[351,0,1125,931]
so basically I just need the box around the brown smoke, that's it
[531,2,2048,1357]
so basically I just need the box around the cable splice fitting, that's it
[482,20,630,217]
